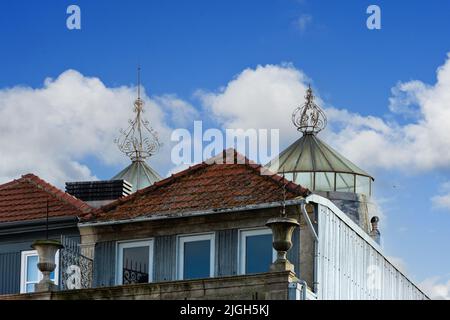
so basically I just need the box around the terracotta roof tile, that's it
[0,174,92,224]
[86,149,310,223]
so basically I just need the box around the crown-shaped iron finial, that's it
[292,85,327,135]
[115,67,162,161]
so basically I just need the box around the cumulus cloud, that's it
[0,70,196,187]
[3,54,450,191]
[327,55,450,172]
[198,54,450,174]
[197,63,310,144]
[420,276,450,300]
[294,14,313,33]
[432,182,450,211]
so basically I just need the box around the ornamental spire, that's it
[292,85,327,135]
[115,67,162,162]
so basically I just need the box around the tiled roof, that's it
[84,149,310,223]
[0,174,91,224]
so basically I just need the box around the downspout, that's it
[300,202,319,297]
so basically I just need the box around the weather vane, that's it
[292,85,327,135]
[115,67,162,161]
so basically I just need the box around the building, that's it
[0,83,429,300]
[0,174,91,295]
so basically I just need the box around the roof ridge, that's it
[20,173,92,214]
[245,160,311,197]
[0,178,22,191]
[87,149,310,221]
[93,162,210,216]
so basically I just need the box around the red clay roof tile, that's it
[85,149,310,223]
[0,174,91,224]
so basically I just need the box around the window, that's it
[117,239,154,285]
[20,250,59,294]
[239,228,276,275]
[336,173,355,193]
[177,233,215,280]
[295,172,314,190]
[356,175,371,196]
[315,172,335,192]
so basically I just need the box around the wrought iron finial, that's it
[115,68,162,161]
[292,85,327,135]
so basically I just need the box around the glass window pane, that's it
[295,172,313,190]
[26,255,39,282]
[245,234,273,274]
[336,173,355,193]
[183,240,210,280]
[122,246,149,284]
[356,176,371,196]
[26,283,35,293]
[284,172,294,182]
[315,172,335,192]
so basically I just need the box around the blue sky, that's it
[1,0,450,298]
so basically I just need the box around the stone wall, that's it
[0,271,297,300]
[315,191,377,233]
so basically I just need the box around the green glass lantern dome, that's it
[267,86,374,196]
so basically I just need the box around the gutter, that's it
[300,202,320,297]
[0,216,79,236]
[78,199,307,228]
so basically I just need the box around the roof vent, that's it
[369,216,381,244]
[65,180,132,208]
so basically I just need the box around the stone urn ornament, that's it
[266,216,300,273]
[31,239,64,292]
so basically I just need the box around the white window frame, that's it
[238,228,276,275]
[20,250,60,294]
[116,239,154,285]
[177,233,215,280]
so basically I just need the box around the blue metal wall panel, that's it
[154,235,176,281]
[216,229,238,276]
[0,252,20,295]
[93,241,116,287]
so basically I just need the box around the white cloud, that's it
[198,54,450,174]
[197,63,310,147]
[432,194,450,209]
[328,55,450,172]
[3,54,450,192]
[432,182,450,210]
[294,14,313,33]
[0,70,196,187]
[154,94,198,127]
[420,276,450,300]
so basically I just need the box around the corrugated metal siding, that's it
[0,252,20,295]
[93,241,116,288]
[216,229,238,276]
[154,235,176,281]
[316,203,428,300]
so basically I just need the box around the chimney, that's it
[66,180,132,208]
[369,216,381,244]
